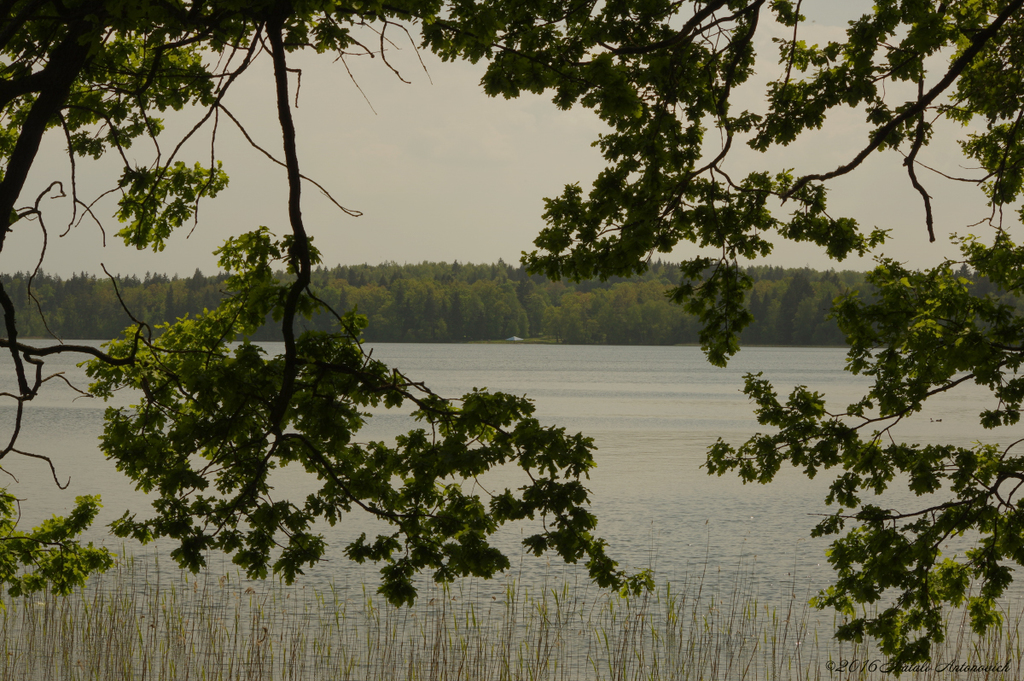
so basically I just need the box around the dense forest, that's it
[0,261,1012,346]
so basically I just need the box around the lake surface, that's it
[0,343,1015,604]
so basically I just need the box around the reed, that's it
[0,553,1019,680]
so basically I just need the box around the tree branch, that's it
[784,0,1024,201]
[267,9,311,432]
[904,79,935,242]
[0,20,92,250]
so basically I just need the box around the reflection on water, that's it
[0,343,1014,604]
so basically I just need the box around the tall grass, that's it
[0,554,1020,680]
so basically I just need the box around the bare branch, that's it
[0,338,139,366]
[12,449,70,489]
[397,21,432,85]
[335,53,379,114]
[218,105,363,216]
[22,182,64,341]
[378,21,411,84]
[57,113,81,236]
[0,399,23,458]
[101,263,153,337]
[904,79,935,242]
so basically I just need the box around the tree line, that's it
[6,262,1017,348]
[2,260,1000,346]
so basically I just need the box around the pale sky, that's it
[5,3,1011,280]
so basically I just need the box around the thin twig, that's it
[218,104,363,216]
[12,449,70,489]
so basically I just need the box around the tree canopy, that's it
[0,0,667,609]
[509,0,1024,667]
[4,0,1024,667]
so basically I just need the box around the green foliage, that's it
[488,0,1024,668]
[117,162,229,250]
[5,0,1024,667]
[0,0,650,610]
[2,262,866,346]
[0,492,113,598]
[707,237,1024,661]
[84,231,652,604]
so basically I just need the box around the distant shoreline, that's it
[2,263,867,346]
[14,335,848,349]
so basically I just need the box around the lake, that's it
[0,342,1014,602]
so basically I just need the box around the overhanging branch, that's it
[784,0,1024,201]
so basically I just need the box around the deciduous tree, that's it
[0,0,661,607]
[7,0,1024,665]
[510,0,1024,666]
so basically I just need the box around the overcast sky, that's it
[7,3,1012,280]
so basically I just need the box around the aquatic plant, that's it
[1,553,1020,680]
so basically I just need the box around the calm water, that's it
[0,343,1015,602]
